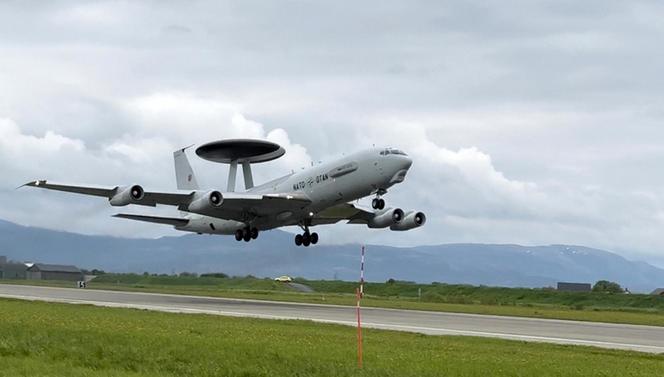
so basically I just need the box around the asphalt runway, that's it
[1,284,663,354]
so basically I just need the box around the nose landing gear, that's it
[372,197,385,210]
[372,189,387,210]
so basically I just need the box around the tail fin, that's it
[174,146,199,190]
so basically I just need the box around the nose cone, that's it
[401,156,413,170]
[388,155,412,185]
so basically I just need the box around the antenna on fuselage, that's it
[194,139,286,192]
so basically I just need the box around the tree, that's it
[592,280,624,294]
[201,272,228,279]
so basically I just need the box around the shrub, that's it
[200,273,229,279]
[592,280,624,294]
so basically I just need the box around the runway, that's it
[1,284,663,354]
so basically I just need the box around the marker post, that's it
[356,287,363,369]
[356,245,365,369]
[360,245,365,298]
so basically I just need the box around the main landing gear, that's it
[235,227,259,242]
[294,230,318,247]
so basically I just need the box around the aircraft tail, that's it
[174,146,200,190]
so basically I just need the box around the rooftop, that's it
[29,264,81,273]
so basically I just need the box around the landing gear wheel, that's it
[302,232,311,247]
[372,198,386,210]
[235,229,243,241]
[242,228,251,242]
[310,232,319,245]
[250,228,259,240]
[295,234,303,246]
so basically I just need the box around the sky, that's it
[1,1,664,265]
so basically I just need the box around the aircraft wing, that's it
[23,180,311,221]
[188,192,312,219]
[311,202,374,225]
[22,180,192,207]
[21,180,116,197]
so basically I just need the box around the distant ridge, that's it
[1,219,663,292]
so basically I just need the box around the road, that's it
[1,284,663,354]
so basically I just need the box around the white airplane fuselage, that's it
[178,148,413,234]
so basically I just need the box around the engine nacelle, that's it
[390,211,426,231]
[109,185,145,206]
[368,208,404,229]
[187,190,224,213]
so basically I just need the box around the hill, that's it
[1,219,663,292]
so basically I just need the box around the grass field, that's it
[0,298,662,377]
[4,273,664,327]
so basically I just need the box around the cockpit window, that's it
[380,148,408,156]
[381,148,407,156]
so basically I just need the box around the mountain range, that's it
[1,218,663,292]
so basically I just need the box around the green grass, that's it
[4,274,664,327]
[0,298,662,376]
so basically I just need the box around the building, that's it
[26,264,83,281]
[557,282,592,292]
[0,256,27,279]
[651,288,664,296]
[0,261,27,279]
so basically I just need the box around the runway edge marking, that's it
[0,284,660,331]
[1,292,663,354]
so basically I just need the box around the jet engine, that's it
[368,208,404,228]
[390,211,426,231]
[109,185,145,206]
[188,190,224,212]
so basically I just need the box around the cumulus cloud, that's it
[1,1,664,266]
[0,118,83,152]
[122,93,312,185]
[0,93,316,237]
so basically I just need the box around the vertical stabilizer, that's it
[174,146,199,190]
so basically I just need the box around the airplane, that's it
[22,139,426,247]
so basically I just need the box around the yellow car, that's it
[274,275,292,283]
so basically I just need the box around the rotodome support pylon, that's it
[195,139,285,192]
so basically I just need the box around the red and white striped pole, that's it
[360,245,365,298]
[356,245,365,369]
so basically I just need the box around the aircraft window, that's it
[380,148,407,156]
[388,149,407,156]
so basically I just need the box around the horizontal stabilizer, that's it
[113,213,189,227]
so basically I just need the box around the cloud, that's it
[0,93,316,238]
[123,93,312,184]
[0,118,84,154]
[1,1,664,267]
